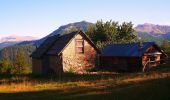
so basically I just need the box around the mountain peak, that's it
[143,23,154,25]
[47,21,94,37]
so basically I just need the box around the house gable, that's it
[62,33,97,72]
[47,31,99,55]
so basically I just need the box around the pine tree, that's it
[85,20,137,49]
[13,52,30,74]
[0,59,12,74]
[161,40,170,54]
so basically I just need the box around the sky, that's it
[0,0,170,38]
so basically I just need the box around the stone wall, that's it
[62,34,97,73]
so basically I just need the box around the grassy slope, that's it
[0,66,170,100]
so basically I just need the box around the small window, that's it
[75,39,84,54]
[150,56,155,61]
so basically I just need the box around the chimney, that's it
[139,41,143,51]
[36,45,38,49]
[138,37,143,50]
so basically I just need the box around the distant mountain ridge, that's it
[135,23,170,35]
[0,35,37,43]
[1,21,170,49]
[0,35,37,49]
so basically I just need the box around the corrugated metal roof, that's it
[101,42,158,57]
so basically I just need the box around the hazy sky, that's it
[0,0,170,38]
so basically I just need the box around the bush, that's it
[0,59,13,74]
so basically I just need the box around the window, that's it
[150,56,155,61]
[75,39,84,54]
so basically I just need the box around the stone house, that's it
[100,42,168,72]
[31,31,99,74]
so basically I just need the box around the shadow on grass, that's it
[0,77,170,100]
[0,64,170,84]
[0,72,125,84]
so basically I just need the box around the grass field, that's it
[0,65,170,100]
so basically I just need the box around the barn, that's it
[99,42,168,72]
[31,31,99,75]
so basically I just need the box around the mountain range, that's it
[135,23,170,35]
[1,21,170,50]
[25,21,170,46]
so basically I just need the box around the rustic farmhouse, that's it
[99,42,168,72]
[31,31,99,74]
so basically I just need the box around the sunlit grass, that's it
[0,65,170,100]
[0,66,170,93]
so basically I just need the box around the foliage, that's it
[0,45,35,74]
[161,40,170,54]
[0,52,30,74]
[86,20,137,49]
[60,27,78,35]
[12,52,30,74]
[137,32,166,45]
[0,59,12,74]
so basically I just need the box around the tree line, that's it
[0,45,36,74]
[85,20,138,49]
[161,40,170,56]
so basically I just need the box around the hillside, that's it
[0,42,19,50]
[136,32,166,45]
[18,21,94,46]
[0,45,36,66]
[135,23,170,45]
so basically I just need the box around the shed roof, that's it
[30,34,60,58]
[31,31,99,58]
[47,31,78,55]
[101,42,164,57]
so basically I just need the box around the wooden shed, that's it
[31,31,99,74]
[99,42,168,72]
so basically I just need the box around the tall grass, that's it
[0,65,170,93]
